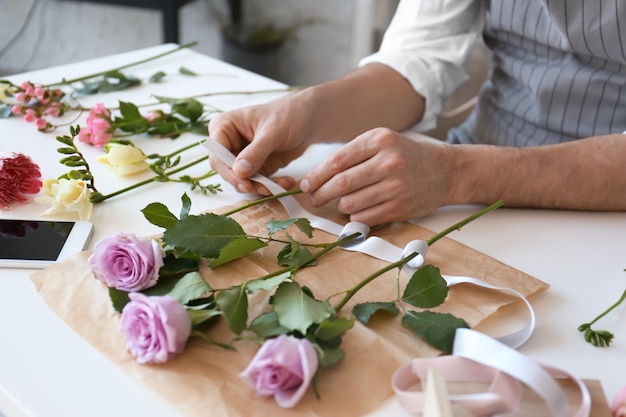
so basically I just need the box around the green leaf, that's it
[180,193,191,219]
[179,66,197,75]
[248,312,289,338]
[56,147,77,155]
[317,346,345,368]
[353,301,399,325]
[171,99,203,122]
[276,242,315,267]
[314,317,354,341]
[149,71,167,83]
[187,307,222,327]
[141,202,179,229]
[215,286,248,335]
[266,218,313,238]
[401,310,469,353]
[209,237,267,268]
[246,271,292,293]
[158,254,198,278]
[162,213,247,259]
[402,265,448,308]
[273,281,333,334]
[166,271,212,304]
[118,101,144,122]
[109,287,130,313]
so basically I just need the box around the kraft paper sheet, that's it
[31,199,555,417]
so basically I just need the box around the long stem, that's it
[92,156,206,202]
[221,189,303,216]
[245,232,362,283]
[426,199,504,246]
[46,42,197,87]
[333,199,505,312]
[587,287,626,326]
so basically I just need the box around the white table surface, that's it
[0,44,624,417]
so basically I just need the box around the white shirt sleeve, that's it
[360,0,485,131]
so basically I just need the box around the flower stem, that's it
[245,232,362,284]
[585,287,626,327]
[333,199,505,312]
[221,189,303,216]
[92,156,206,202]
[46,42,197,87]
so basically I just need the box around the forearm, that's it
[294,63,425,144]
[448,134,626,211]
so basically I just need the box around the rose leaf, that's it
[109,287,130,313]
[246,271,293,293]
[215,285,248,335]
[401,310,469,353]
[267,218,313,238]
[248,312,289,338]
[209,237,267,268]
[273,281,333,334]
[352,301,399,325]
[276,242,316,268]
[401,265,448,308]
[141,202,179,229]
[162,213,247,259]
[166,271,212,304]
[314,316,354,341]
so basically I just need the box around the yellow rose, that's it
[96,143,149,176]
[36,178,93,220]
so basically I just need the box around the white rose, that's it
[36,178,93,220]
[97,143,149,176]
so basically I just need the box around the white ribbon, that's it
[204,138,535,349]
[393,329,591,417]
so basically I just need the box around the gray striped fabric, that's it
[447,0,626,146]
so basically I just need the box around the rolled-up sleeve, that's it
[360,0,485,131]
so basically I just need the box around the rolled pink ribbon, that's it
[613,385,626,417]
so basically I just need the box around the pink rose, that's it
[240,334,319,408]
[89,232,164,292]
[78,103,112,147]
[613,384,626,417]
[120,293,192,364]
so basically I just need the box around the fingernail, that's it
[237,183,248,193]
[300,179,310,192]
[257,186,270,196]
[309,194,317,206]
[233,159,253,175]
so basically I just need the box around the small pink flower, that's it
[0,152,42,209]
[36,118,47,130]
[23,108,36,123]
[20,81,31,90]
[613,385,626,417]
[120,293,192,364]
[15,92,26,102]
[78,103,113,147]
[11,105,22,115]
[240,334,319,408]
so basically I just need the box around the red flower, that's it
[0,152,42,209]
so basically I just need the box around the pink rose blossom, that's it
[0,152,42,209]
[240,334,319,408]
[120,293,192,364]
[613,384,626,417]
[89,232,164,292]
[78,103,113,147]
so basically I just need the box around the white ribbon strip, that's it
[393,329,591,417]
[204,138,536,348]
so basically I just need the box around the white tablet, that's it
[0,219,94,269]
